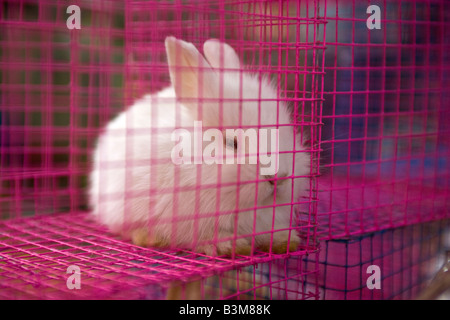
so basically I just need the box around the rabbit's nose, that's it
[266,173,288,185]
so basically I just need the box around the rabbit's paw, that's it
[195,234,252,257]
[216,238,253,256]
[195,244,217,256]
[259,234,300,254]
[197,238,252,257]
[131,228,169,248]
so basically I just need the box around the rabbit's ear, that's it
[203,39,241,70]
[165,37,218,103]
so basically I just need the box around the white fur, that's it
[89,37,310,254]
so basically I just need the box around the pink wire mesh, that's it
[318,0,450,239]
[1,0,325,299]
[0,211,320,299]
[303,219,449,300]
[0,0,449,300]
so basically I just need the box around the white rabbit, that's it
[89,37,310,257]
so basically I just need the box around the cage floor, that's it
[316,177,449,240]
[0,212,316,299]
[301,219,449,300]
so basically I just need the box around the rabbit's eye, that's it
[224,136,238,150]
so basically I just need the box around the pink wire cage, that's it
[0,0,325,300]
[318,0,450,240]
[302,219,450,300]
[0,0,448,300]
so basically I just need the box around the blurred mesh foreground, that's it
[1,1,126,218]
